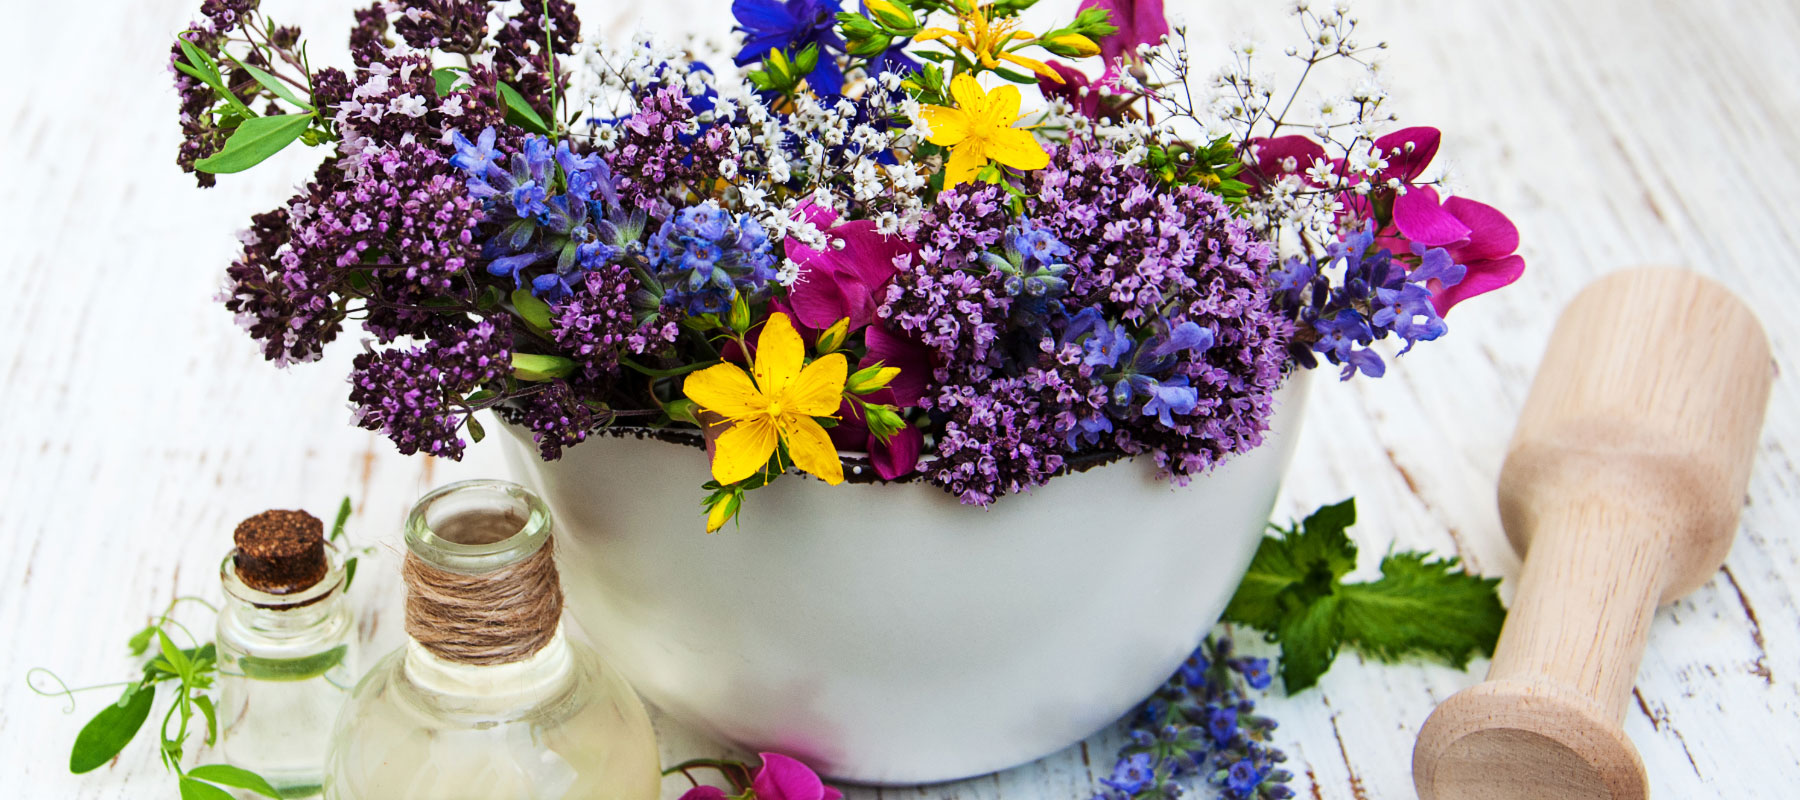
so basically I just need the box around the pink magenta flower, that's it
[675,753,842,800]
[1078,0,1169,74]
[751,752,843,800]
[1254,126,1524,315]
[827,323,933,480]
[784,202,917,333]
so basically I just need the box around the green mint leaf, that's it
[195,113,312,174]
[1274,593,1341,693]
[330,497,352,543]
[239,645,348,682]
[69,683,154,773]
[179,776,238,800]
[496,81,551,136]
[1337,552,1505,669]
[1222,498,1358,633]
[188,764,283,799]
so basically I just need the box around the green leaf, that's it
[157,630,193,682]
[126,626,155,656]
[1222,503,1358,634]
[238,645,348,682]
[1274,592,1341,693]
[233,58,314,110]
[330,497,352,543]
[69,683,154,773]
[1337,552,1505,668]
[511,287,553,331]
[497,81,551,136]
[195,113,312,174]
[180,776,238,800]
[194,694,219,745]
[343,557,360,592]
[177,38,254,118]
[511,353,576,381]
[467,415,487,444]
[189,764,283,799]
[432,66,467,97]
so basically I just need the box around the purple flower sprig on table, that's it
[1094,636,1293,800]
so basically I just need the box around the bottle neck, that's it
[219,544,348,639]
[401,622,576,712]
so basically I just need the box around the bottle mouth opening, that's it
[405,480,552,575]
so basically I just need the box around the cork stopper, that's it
[233,510,329,594]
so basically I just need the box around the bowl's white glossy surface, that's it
[500,376,1308,784]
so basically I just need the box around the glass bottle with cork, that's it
[324,480,660,800]
[217,509,357,798]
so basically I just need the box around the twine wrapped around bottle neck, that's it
[401,536,564,666]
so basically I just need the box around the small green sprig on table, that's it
[1223,498,1507,692]
[30,497,366,798]
[30,598,282,800]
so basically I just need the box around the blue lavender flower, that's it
[646,202,779,314]
[453,129,645,301]
[1091,636,1292,800]
[732,0,847,95]
[1271,225,1467,380]
[1102,753,1157,795]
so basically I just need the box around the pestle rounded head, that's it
[1414,680,1646,800]
[1497,267,1773,599]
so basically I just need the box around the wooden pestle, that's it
[1412,268,1773,800]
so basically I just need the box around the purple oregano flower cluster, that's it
[885,140,1287,504]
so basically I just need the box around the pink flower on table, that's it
[784,202,917,333]
[752,752,843,800]
[1078,0,1169,74]
[675,752,842,800]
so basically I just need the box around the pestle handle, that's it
[1414,268,1773,800]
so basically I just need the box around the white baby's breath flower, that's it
[776,259,803,286]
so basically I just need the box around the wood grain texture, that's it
[2,1,1796,799]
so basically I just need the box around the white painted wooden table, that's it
[4,0,1797,797]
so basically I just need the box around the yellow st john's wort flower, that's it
[919,74,1050,189]
[683,312,848,486]
[915,1,1063,84]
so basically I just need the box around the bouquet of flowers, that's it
[179,0,1524,531]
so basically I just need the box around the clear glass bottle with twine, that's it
[217,509,357,798]
[323,480,660,800]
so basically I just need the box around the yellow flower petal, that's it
[753,312,805,396]
[949,74,988,116]
[999,51,1064,83]
[980,83,1024,125]
[683,362,763,419]
[919,104,970,146]
[779,415,844,485]
[984,127,1050,171]
[942,143,987,189]
[785,352,849,417]
[711,416,779,485]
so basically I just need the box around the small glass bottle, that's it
[324,480,660,800]
[217,510,357,798]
